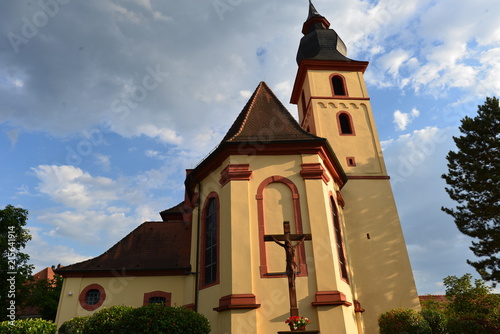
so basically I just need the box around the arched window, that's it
[331,75,347,96]
[149,296,166,304]
[331,197,349,282]
[201,195,219,287]
[143,291,172,306]
[338,112,354,135]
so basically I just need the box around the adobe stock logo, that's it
[213,0,246,21]
[7,0,72,54]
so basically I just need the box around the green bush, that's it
[443,274,500,333]
[57,316,90,334]
[116,304,210,334]
[378,308,431,334]
[83,305,134,334]
[420,308,447,334]
[446,316,493,334]
[0,319,56,334]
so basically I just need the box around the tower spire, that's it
[296,1,350,65]
[307,0,321,20]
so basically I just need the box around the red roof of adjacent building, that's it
[32,266,56,281]
[56,221,192,277]
[419,295,447,304]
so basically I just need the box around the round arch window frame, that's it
[79,283,106,311]
[199,191,220,289]
[329,73,349,97]
[336,111,356,136]
[143,291,172,306]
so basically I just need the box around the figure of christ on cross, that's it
[264,221,312,325]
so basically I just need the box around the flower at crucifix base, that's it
[285,316,310,331]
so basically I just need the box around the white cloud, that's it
[30,163,179,247]
[393,108,420,131]
[383,126,452,186]
[94,154,111,171]
[38,210,136,245]
[26,227,91,272]
[239,90,252,99]
[33,165,121,210]
[145,149,159,158]
[378,49,411,77]
[393,110,409,131]
[273,81,293,100]
[135,124,183,145]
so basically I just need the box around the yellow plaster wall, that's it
[342,179,420,334]
[56,275,191,327]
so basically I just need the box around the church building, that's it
[55,2,420,333]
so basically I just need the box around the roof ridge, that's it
[220,80,324,144]
[225,81,266,142]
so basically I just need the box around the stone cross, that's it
[264,221,312,319]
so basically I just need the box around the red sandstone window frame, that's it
[330,196,349,283]
[337,111,355,136]
[256,176,308,278]
[330,73,349,97]
[199,192,220,289]
[79,283,106,311]
[143,291,172,306]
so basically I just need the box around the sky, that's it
[1,0,499,295]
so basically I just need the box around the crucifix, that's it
[264,221,312,320]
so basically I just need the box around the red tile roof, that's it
[159,201,185,222]
[419,295,447,304]
[56,221,192,277]
[32,267,56,281]
[222,81,322,143]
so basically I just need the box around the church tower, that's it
[291,2,420,332]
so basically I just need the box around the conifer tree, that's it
[442,97,500,285]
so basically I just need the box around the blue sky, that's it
[1,0,499,295]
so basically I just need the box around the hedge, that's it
[116,304,210,334]
[420,308,447,334]
[59,304,210,334]
[378,308,431,334]
[57,316,89,334]
[0,319,56,334]
[84,305,134,334]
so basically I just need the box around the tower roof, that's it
[222,81,320,143]
[297,1,352,64]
